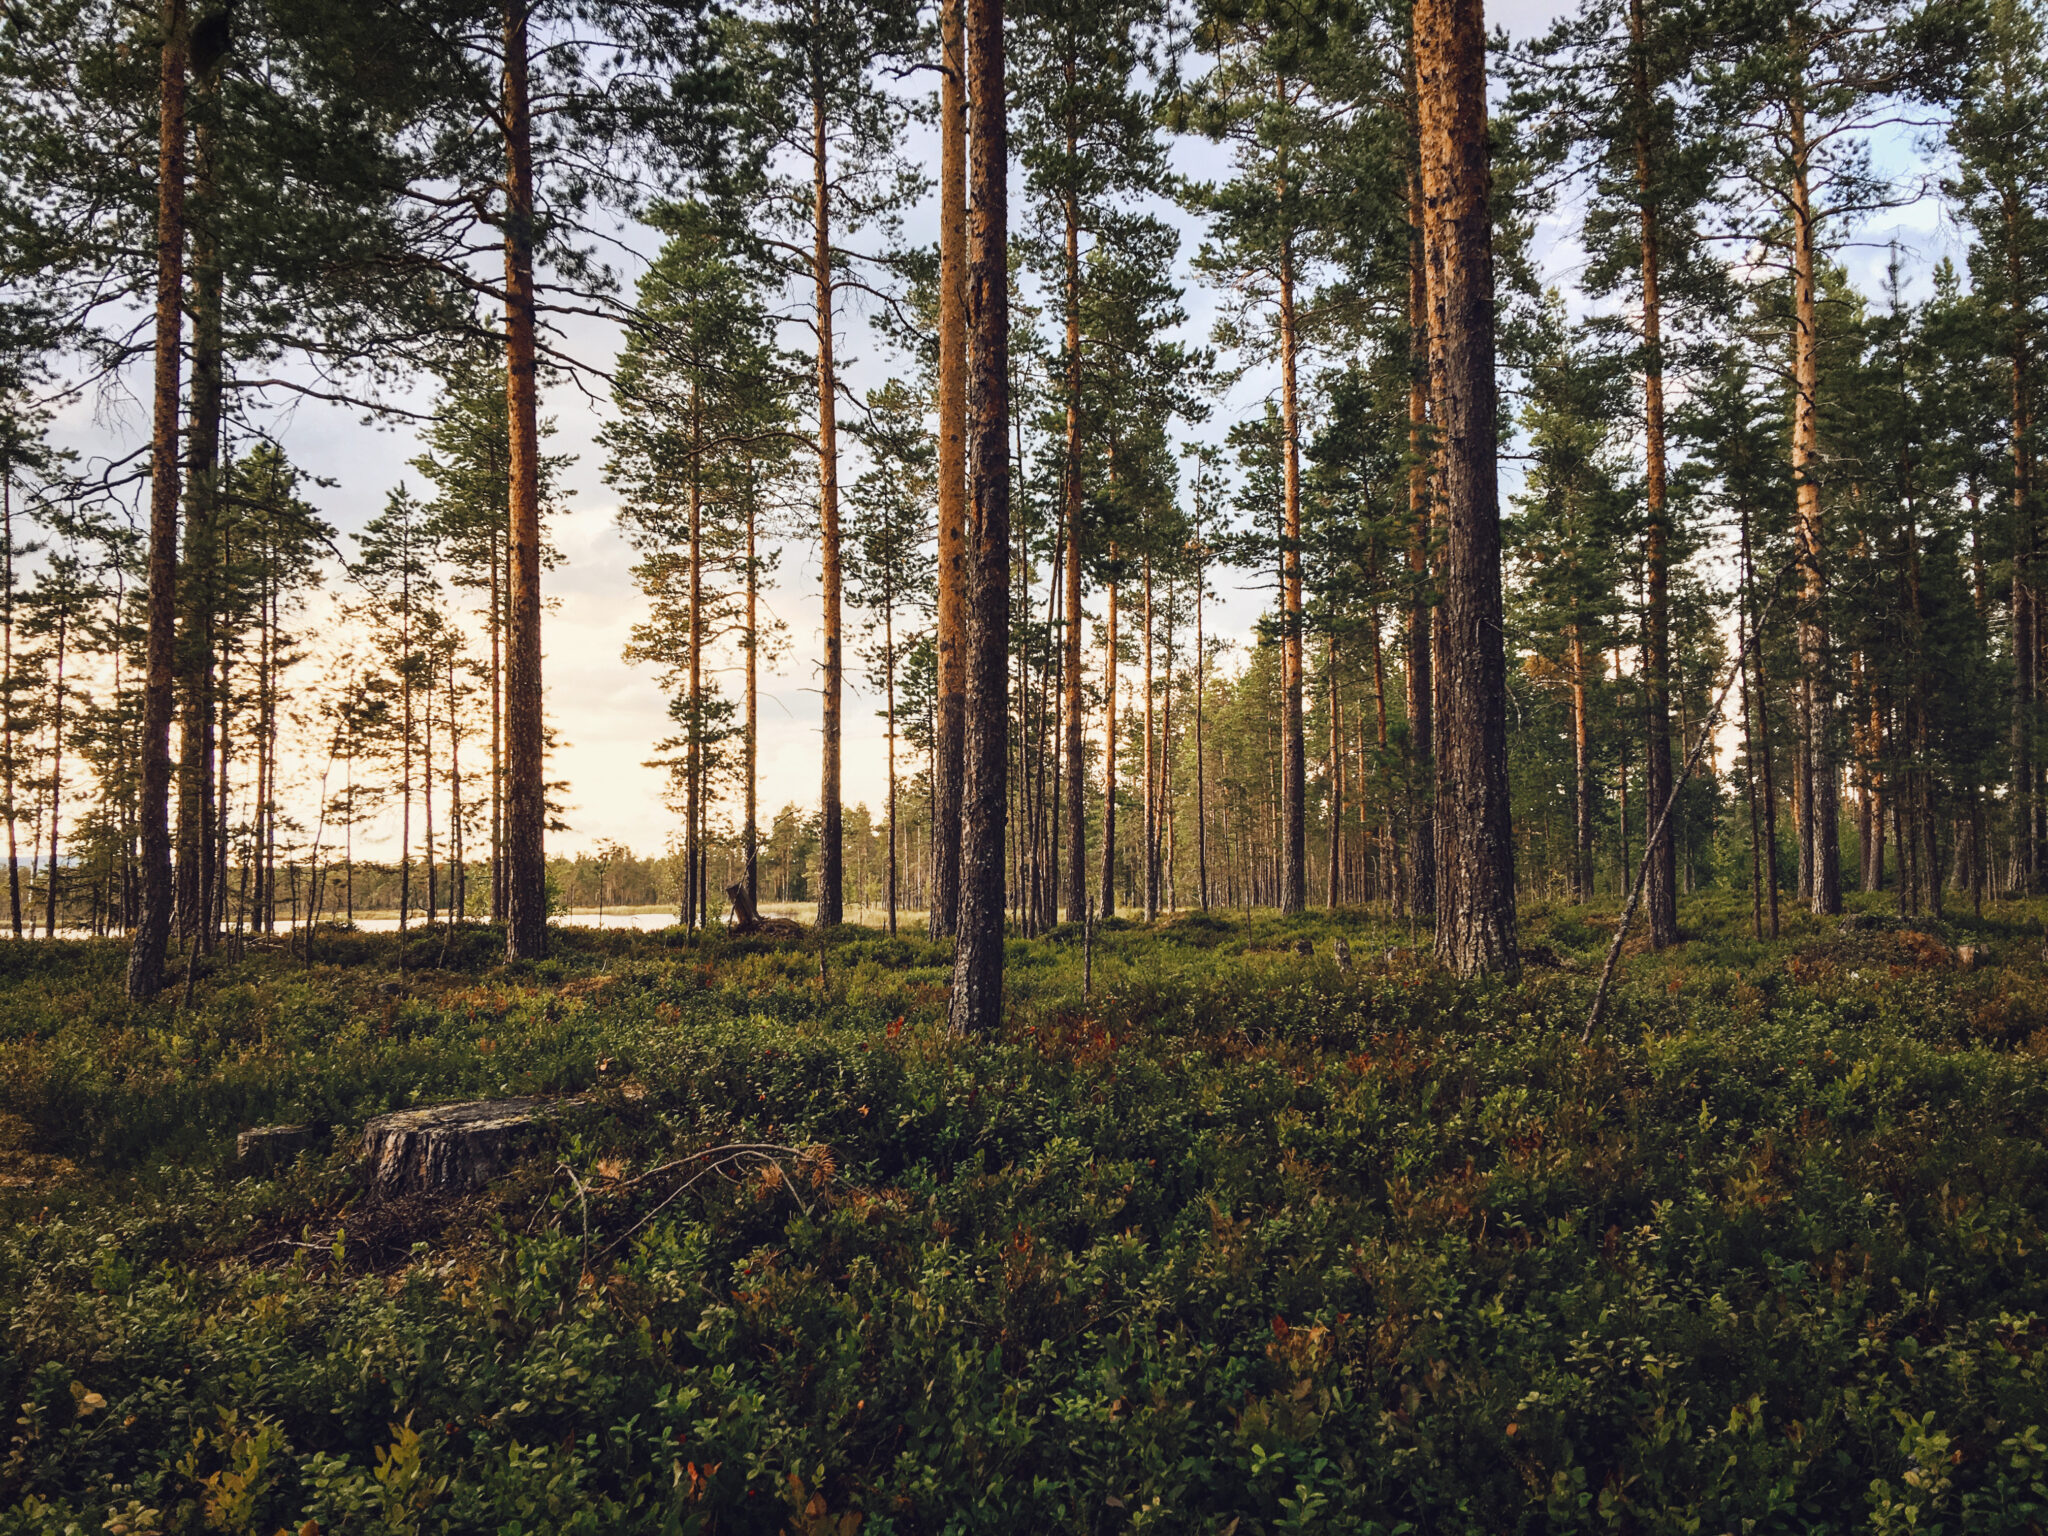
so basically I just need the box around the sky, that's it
[36,0,1969,860]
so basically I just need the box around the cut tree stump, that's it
[362,1098,562,1199]
[725,882,805,940]
[1333,937,1352,970]
[238,1123,320,1172]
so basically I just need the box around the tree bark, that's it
[44,614,64,938]
[4,476,19,939]
[948,0,1008,1034]
[1277,79,1307,916]
[1630,0,1678,946]
[176,20,227,952]
[1195,543,1209,911]
[812,88,845,929]
[746,475,759,905]
[128,0,189,1000]
[502,0,548,959]
[1786,76,1840,914]
[930,0,968,939]
[1571,619,1592,901]
[1099,568,1118,918]
[1403,125,1437,921]
[1416,0,1518,976]
[1061,164,1088,925]
[1143,556,1158,920]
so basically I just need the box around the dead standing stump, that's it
[725,882,805,940]
[362,1098,561,1200]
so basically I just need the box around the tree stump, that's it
[238,1123,320,1172]
[1332,937,1352,971]
[1293,938,1314,957]
[724,882,804,940]
[362,1098,559,1199]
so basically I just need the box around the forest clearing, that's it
[4,901,2048,1531]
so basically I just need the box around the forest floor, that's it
[4,895,2048,1533]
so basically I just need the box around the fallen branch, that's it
[1582,564,1795,1045]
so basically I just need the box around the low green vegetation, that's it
[5,902,2048,1533]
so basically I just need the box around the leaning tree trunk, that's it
[930,0,968,940]
[502,0,548,959]
[128,0,189,1001]
[947,0,1009,1035]
[1416,0,1518,977]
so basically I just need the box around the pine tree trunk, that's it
[490,529,503,923]
[44,615,64,937]
[1195,548,1209,911]
[128,0,188,1000]
[502,0,548,959]
[1403,123,1437,921]
[1099,570,1118,919]
[812,90,845,929]
[1631,0,1677,946]
[1061,169,1088,927]
[1277,88,1307,916]
[746,481,759,906]
[1416,0,1518,976]
[2011,195,2038,892]
[1787,77,1840,914]
[1143,557,1157,920]
[1327,635,1342,909]
[3,476,19,939]
[947,0,1008,1034]
[176,28,225,953]
[687,384,703,928]
[930,0,968,940]
[449,652,463,921]
[1571,620,1592,902]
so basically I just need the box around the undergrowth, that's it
[4,897,2048,1532]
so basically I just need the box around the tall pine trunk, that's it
[1630,0,1677,946]
[1416,0,1518,976]
[1099,568,1118,918]
[947,0,1008,1034]
[502,0,548,958]
[813,88,845,929]
[931,0,968,939]
[1277,78,1307,915]
[746,478,759,905]
[4,477,19,939]
[1786,71,1841,914]
[1403,126,1437,921]
[44,614,64,937]
[128,0,189,1000]
[1143,556,1158,920]
[1061,161,1087,925]
[1194,544,1209,910]
[176,21,226,952]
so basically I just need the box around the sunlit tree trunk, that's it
[1417,0,1517,975]
[502,0,548,958]
[931,0,968,939]
[947,0,1008,1033]
[812,84,845,929]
